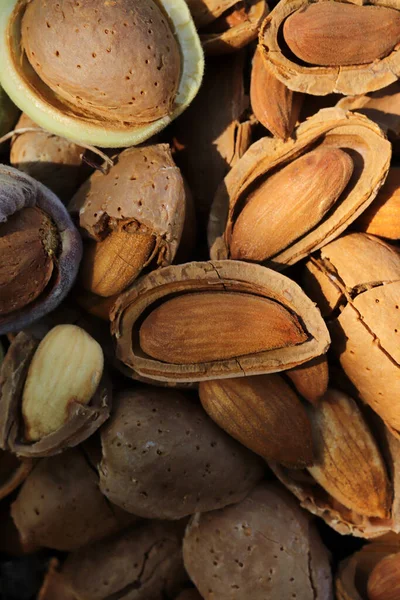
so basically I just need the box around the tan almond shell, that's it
[270,408,400,539]
[110,260,330,383]
[69,144,186,269]
[304,233,400,435]
[10,113,86,203]
[185,0,239,28]
[0,0,204,148]
[0,331,111,457]
[335,542,400,600]
[172,51,252,222]
[0,450,33,501]
[209,108,391,268]
[259,0,400,96]
[11,448,136,552]
[337,81,400,140]
[201,0,268,55]
[183,482,333,600]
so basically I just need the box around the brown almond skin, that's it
[229,147,353,261]
[0,207,59,317]
[250,46,303,139]
[283,3,400,67]
[99,387,264,519]
[21,0,181,125]
[355,167,400,239]
[139,291,308,364]
[199,374,314,468]
[308,390,392,519]
[367,552,400,600]
[286,355,329,405]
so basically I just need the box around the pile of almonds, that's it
[2,0,400,598]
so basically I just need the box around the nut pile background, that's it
[1,0,400,599]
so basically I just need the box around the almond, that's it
[139,291,308,364]
[356,167,400,240]
[367,552,400,600]
[286,355,329,405]
[283,3,400,67]
[229,147,353,261]
[199,374,314,468]
[22,325,104,441]
[307,389,392,518]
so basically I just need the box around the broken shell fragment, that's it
[0,0,204,147]
[0,327,111,457]
[0,450,33,501]
[111,260,329,383]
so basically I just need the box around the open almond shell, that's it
[110,260,330,383]
[259,0,400,96]
[336,541,400,600]
[270,407,400,539]
[209,108,391,268]
[0,0,204,148]
[0,330,111,457]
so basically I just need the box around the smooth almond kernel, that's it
[22,325,104,441]
[199,374,314,468]
[356,167,400,240]
[367,552,400,600]
[250,46,303,140]
[286,355,329,405]
[283,3,400,67]
[230,147,353,261]
[139,291,308,364]
[307,389,392,519]
[80,220,156,298]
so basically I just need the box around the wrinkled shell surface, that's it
[183,482,333,599]
[99,387,264,519]
[210,108,391,269]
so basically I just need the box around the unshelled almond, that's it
[283,3,400,67]
[139,291,307,364]
[22,325,104,441]
[367,552,400,600]
[229,147,353,261]
[307,390,392,518]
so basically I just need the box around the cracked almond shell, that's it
[271,393,400,539]
[0,165,82,334]
[304,232,400,436]
[259,0,400,96]
[11,448,136,551]
[209,108,391,268]
[183,482,333,600]
[0,450,33,501]
[195,0,268,55]
[0,330,111,457]
[110,260,330,383]
[336,542,400,600]
[0,0,204,148]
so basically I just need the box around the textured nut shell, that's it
[337,81,400,140]
[209,108,391,268]
[0,0,204,147]
[0,165,82,334]
[260,0,400,96]
[111,260,330,383]
[38,559,76,600]
[185,0,238,28]
[70,145,186,269]
[61,521,186,600]
[199,374,314,467]
[0,331,111,457]
[22,0,181,126]
[200,0,268,55]
[355,167,400,239]
[10,113,85,203]
[99,387,264,519]
[11,448,136,551]
[336,543,400,600]
[0,450,33,501]
[271,409,400,538]
[183,482,333,600]
[173,51,251,221]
